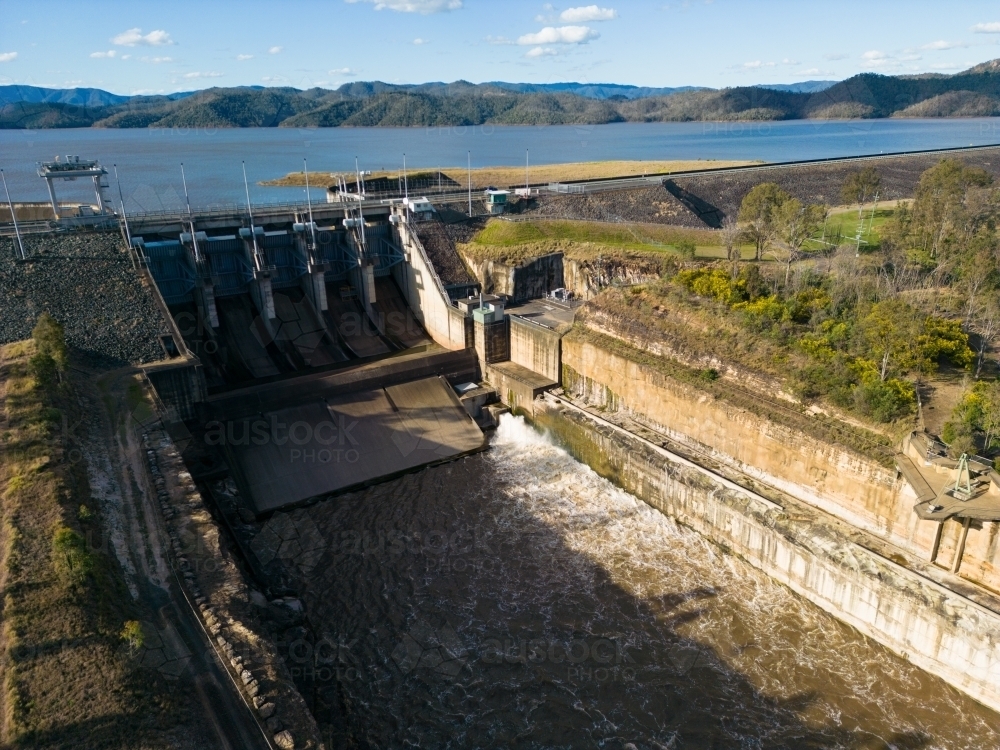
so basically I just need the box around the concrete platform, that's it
[224,375,485,515]
[486,360,558,415]
[506,298,581,334]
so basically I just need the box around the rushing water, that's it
[1,118,999,211]
[268,415,1000,749]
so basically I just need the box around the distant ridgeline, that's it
[1,62,1000,129]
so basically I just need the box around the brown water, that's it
[267,415,1000,749]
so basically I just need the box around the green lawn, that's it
[466,207,898,265]
[471,218,721,255]
[812,207,896,251]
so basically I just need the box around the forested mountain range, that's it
[1,63,998,129]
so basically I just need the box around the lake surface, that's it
[1,118,999,212]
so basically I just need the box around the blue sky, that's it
[2,1,1000,94]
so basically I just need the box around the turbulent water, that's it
[273,415,1000,749]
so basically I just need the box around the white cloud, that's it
[862,50,888,61]
[922,40,967,50]
[262,76,286,82]
[518,26,599,45]
[90,50,117,59]
[237,54,254,61]
[346,0,462,13]
[781,58,799,65]
[0,52,17,63]
[142,56,173,63]
[112,28,173,46]
[486,35,513,45]
[329,67,357,75]
[269,46,283,54]
[526,47,558,57]
[797,68,822,75]
[559,5,617,22]
[742,60,775,69]
[121,54,132,60]
[183,71,224,79]
[824,52,847,61]
[971,22,1000,33]
[413,38,428,45]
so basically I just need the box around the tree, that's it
[858,299,923,381]
[775,199,827,286]
[981,381,1000,451]
[971,298,1000,377]
[720,217,743,279]
[841,165,881,222]
[910,159,993,258]
[120,620,145,654]
[32,312,68,371]
[738,183,790,261]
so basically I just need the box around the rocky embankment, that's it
[522,185,708,228]
[670,146,1000,220]
[1,231,169,365]
[413,220,478,288]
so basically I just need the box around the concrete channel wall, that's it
[561,334,1000,594]
[395,217,469,350]
[535,398,1000,714]
[509,316,561,382]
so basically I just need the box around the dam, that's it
[6,151,1000,747]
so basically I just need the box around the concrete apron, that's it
[535,394,1000,715]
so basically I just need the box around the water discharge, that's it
[278,414,1000,748]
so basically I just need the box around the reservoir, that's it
[2,117,999,210]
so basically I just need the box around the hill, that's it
[1,62,1000,129]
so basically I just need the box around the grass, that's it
[807,203,903,252]
[0,341,168,748]
[459,218,730,265]
[262,158,760,190]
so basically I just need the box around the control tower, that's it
[37,155,114,221]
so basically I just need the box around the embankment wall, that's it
[395,218,469,350]
[561,334,1000,593]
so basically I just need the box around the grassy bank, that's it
[0,339,163,747]
[262,159,757,190]
[458,218,722,265]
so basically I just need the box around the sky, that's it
[2,0,1000,95]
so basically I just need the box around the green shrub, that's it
[32,313,68,372]
[120,620,144,653]
[29,352,58,390]
[52,526,93,586]
[852,377,916,423]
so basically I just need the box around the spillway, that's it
[252,416,1000,748]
